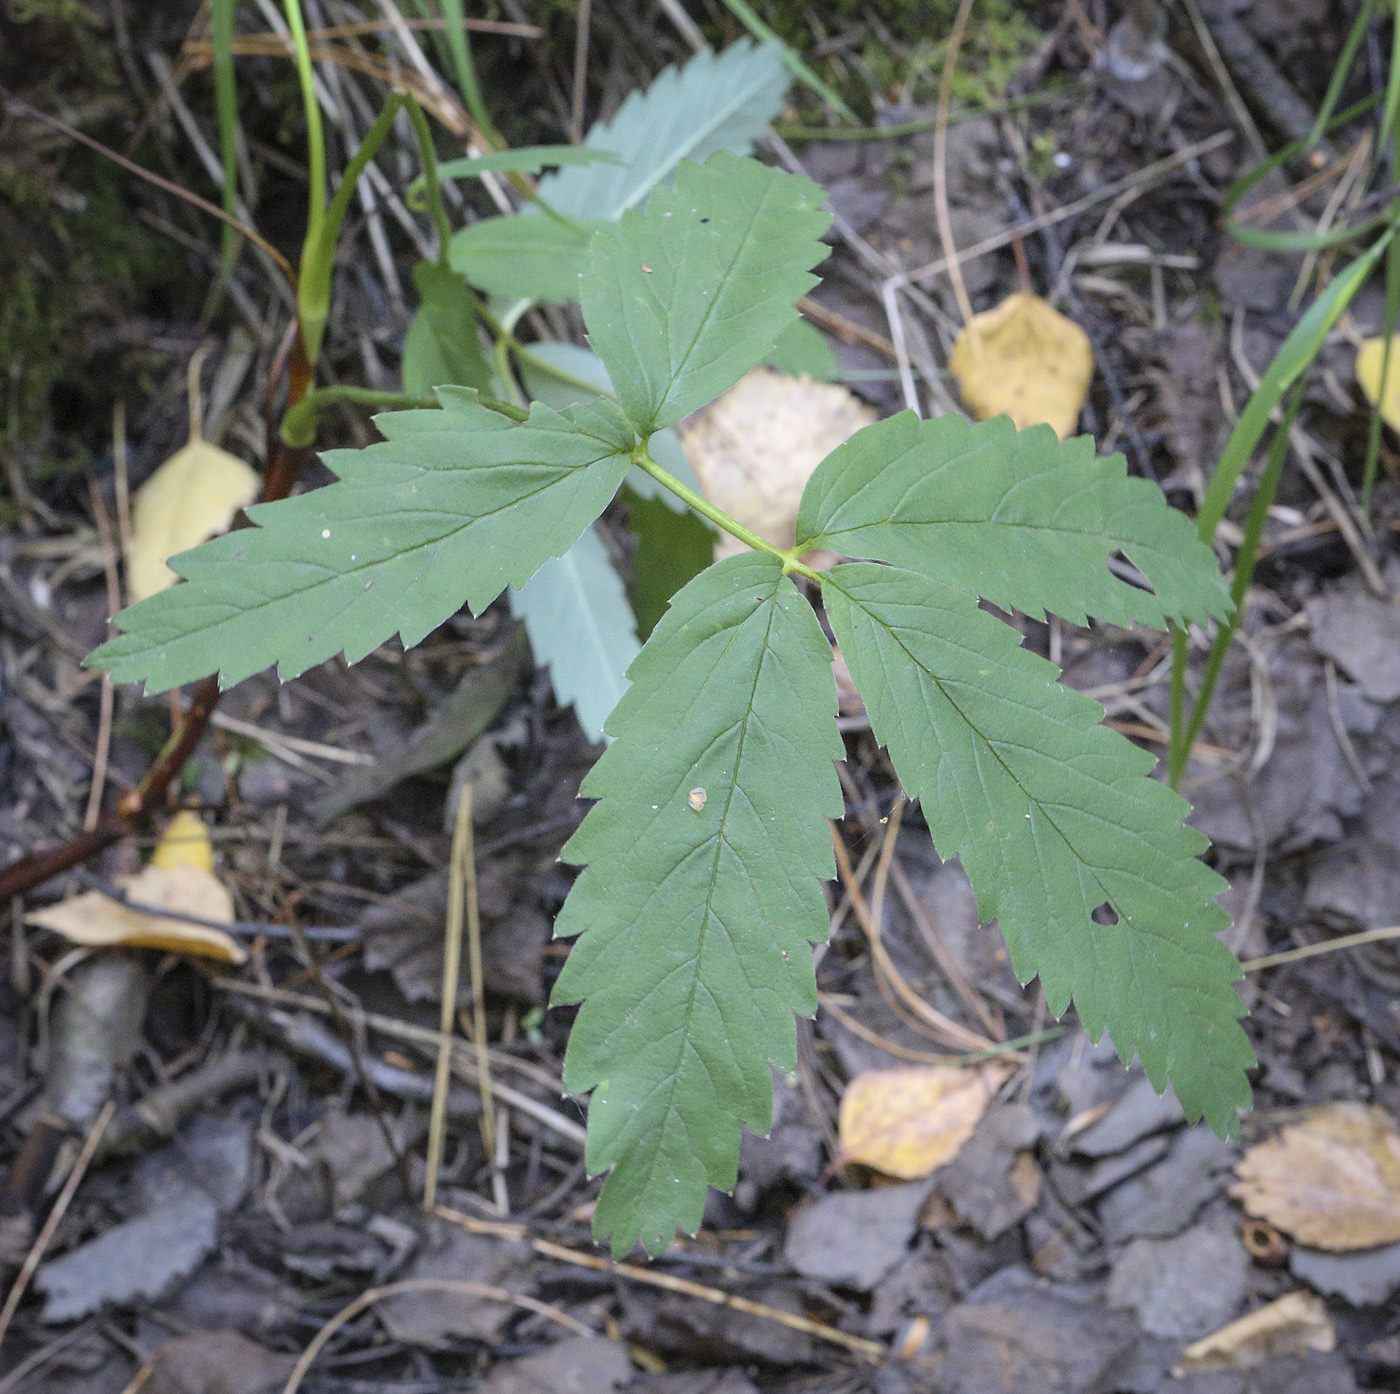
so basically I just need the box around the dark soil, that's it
[2,1,1399,1391]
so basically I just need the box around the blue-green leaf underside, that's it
[553,553,842,1256]
[88,394,634,692]
[797,413,1232,630]
[824,562,1254,1134]
[583,152,832,435]
[535,40,789,221]
[508,524,639,743]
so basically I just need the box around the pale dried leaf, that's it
[949,291,1094,440]
[128,439,259,603]
[1355,336,1400,432]
[838,1061,1014,1180]
[150,809,216,874]
[27,865,244,964]
[1231,1102,1400,1250]
[678,367,875,562]
[1174,1292,1335,1375]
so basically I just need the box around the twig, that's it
[569,0,593,145]
[0,1101,115,1346]
[282,1279,594,1394]
[1243,924,1400,973]
[426,785,473,1211]
[899,131,1236,287]
[932,0,979,329]
[435,1207,887,1364]
[83,478,119,834]
[828,823,998,1054]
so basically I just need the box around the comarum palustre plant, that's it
[89,150,1254,1258]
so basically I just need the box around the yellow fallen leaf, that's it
[1356,336,1400,431]
[128,438,259,603]
[678,368,876,563]
[27,813,244,964]
[948,291,1094,439]
[838,1060,1014,1180]
[1174,1292,1335,1375]
[150,808,216,874]
[1231,1102,1400,1250]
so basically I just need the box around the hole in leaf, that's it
[1091,903,1119,925]
[698,217,710,224]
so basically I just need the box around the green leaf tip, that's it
[552,553,843,1256]
[583,152,833,436]
[86,394,635,693]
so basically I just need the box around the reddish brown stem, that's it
[0,335,314,903]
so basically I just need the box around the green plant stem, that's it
[282,386,438,446]
[211,0,240,276]
[301,94,407,367]
[403,97,453,263]
[439,0,498,145]
[715,0,857,124]
[772,85,1080,141]
[285,0,328,359]
[634,448,821,582]
[1168,381,1305,787]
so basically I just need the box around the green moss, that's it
[740,0,1042,115]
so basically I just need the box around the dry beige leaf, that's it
[150,809,217,874]
[27,813,244,964]
[838,1060,1014,1180]
[678,367,876,563]
[1356,336,1400,433]
[1174,1292,1335,1375]
[1231,1102,1400,1250]
[948,291,1094,440]
[128,438,259,603]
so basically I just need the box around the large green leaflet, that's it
[89,394,632,691]
[401,261,492,398]
[824,564,1253,1135]
[584,152,831,434]
[552,553,843,1256]
[797,412,1232,630]
[449,215,609,306]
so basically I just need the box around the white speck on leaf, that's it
[688,788,707,812]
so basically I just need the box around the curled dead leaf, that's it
[1173,1292,1335,1375]
[678,367,876,563]
[949,291,1094,440]
[838,1060,1014,1180]
[128,439,259,603]
[1355,336,1400,432]
[1231,1102,1400,1251]
[27,813,244,964]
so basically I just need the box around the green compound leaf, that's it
[508,524,640,743]
[401,261,492,397]
[583,152,831,435]
[797,413,1232,629]
[535,40,789,222]
[824,562,1254,1135]
[552,553,842,1256]
[88,394,634,692]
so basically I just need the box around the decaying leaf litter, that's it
[4,1,1400,1392]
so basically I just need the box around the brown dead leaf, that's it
[1355,336,1400,433]
[27,813,244,964]
[128,438,259,603]
[1231,1102,1400,1250]
[1173,1292,1335,1375]
[948,291,1094,439]
[678,367,876,562]
[838,1060,1014,1180]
